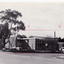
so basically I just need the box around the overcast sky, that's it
[0,2,64,38]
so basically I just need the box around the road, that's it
[0,51,64,64]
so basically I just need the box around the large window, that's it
[36,39,42,50]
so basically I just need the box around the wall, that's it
[29,38,35,50]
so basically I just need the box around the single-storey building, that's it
[5,35,64,52]
[16,36,59,52]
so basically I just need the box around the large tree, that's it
[0,9,25,48]
[0,9,25,30]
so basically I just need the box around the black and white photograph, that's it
[0,0,64,64]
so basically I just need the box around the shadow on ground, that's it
[2,49,63,54]
[2,48,64,54]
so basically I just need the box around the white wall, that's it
[29,39,35,50]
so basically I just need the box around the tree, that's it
[0,9,25,30]
[0,23,11,48]
[58,37,61,42]
[61,38,64,42]
[0,9,25,48]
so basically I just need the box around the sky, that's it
[0,2,64,38]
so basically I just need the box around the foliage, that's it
[58,37,64,42]
[0,9,25,30]
[0,9,26,48]
[0,23,11,48]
